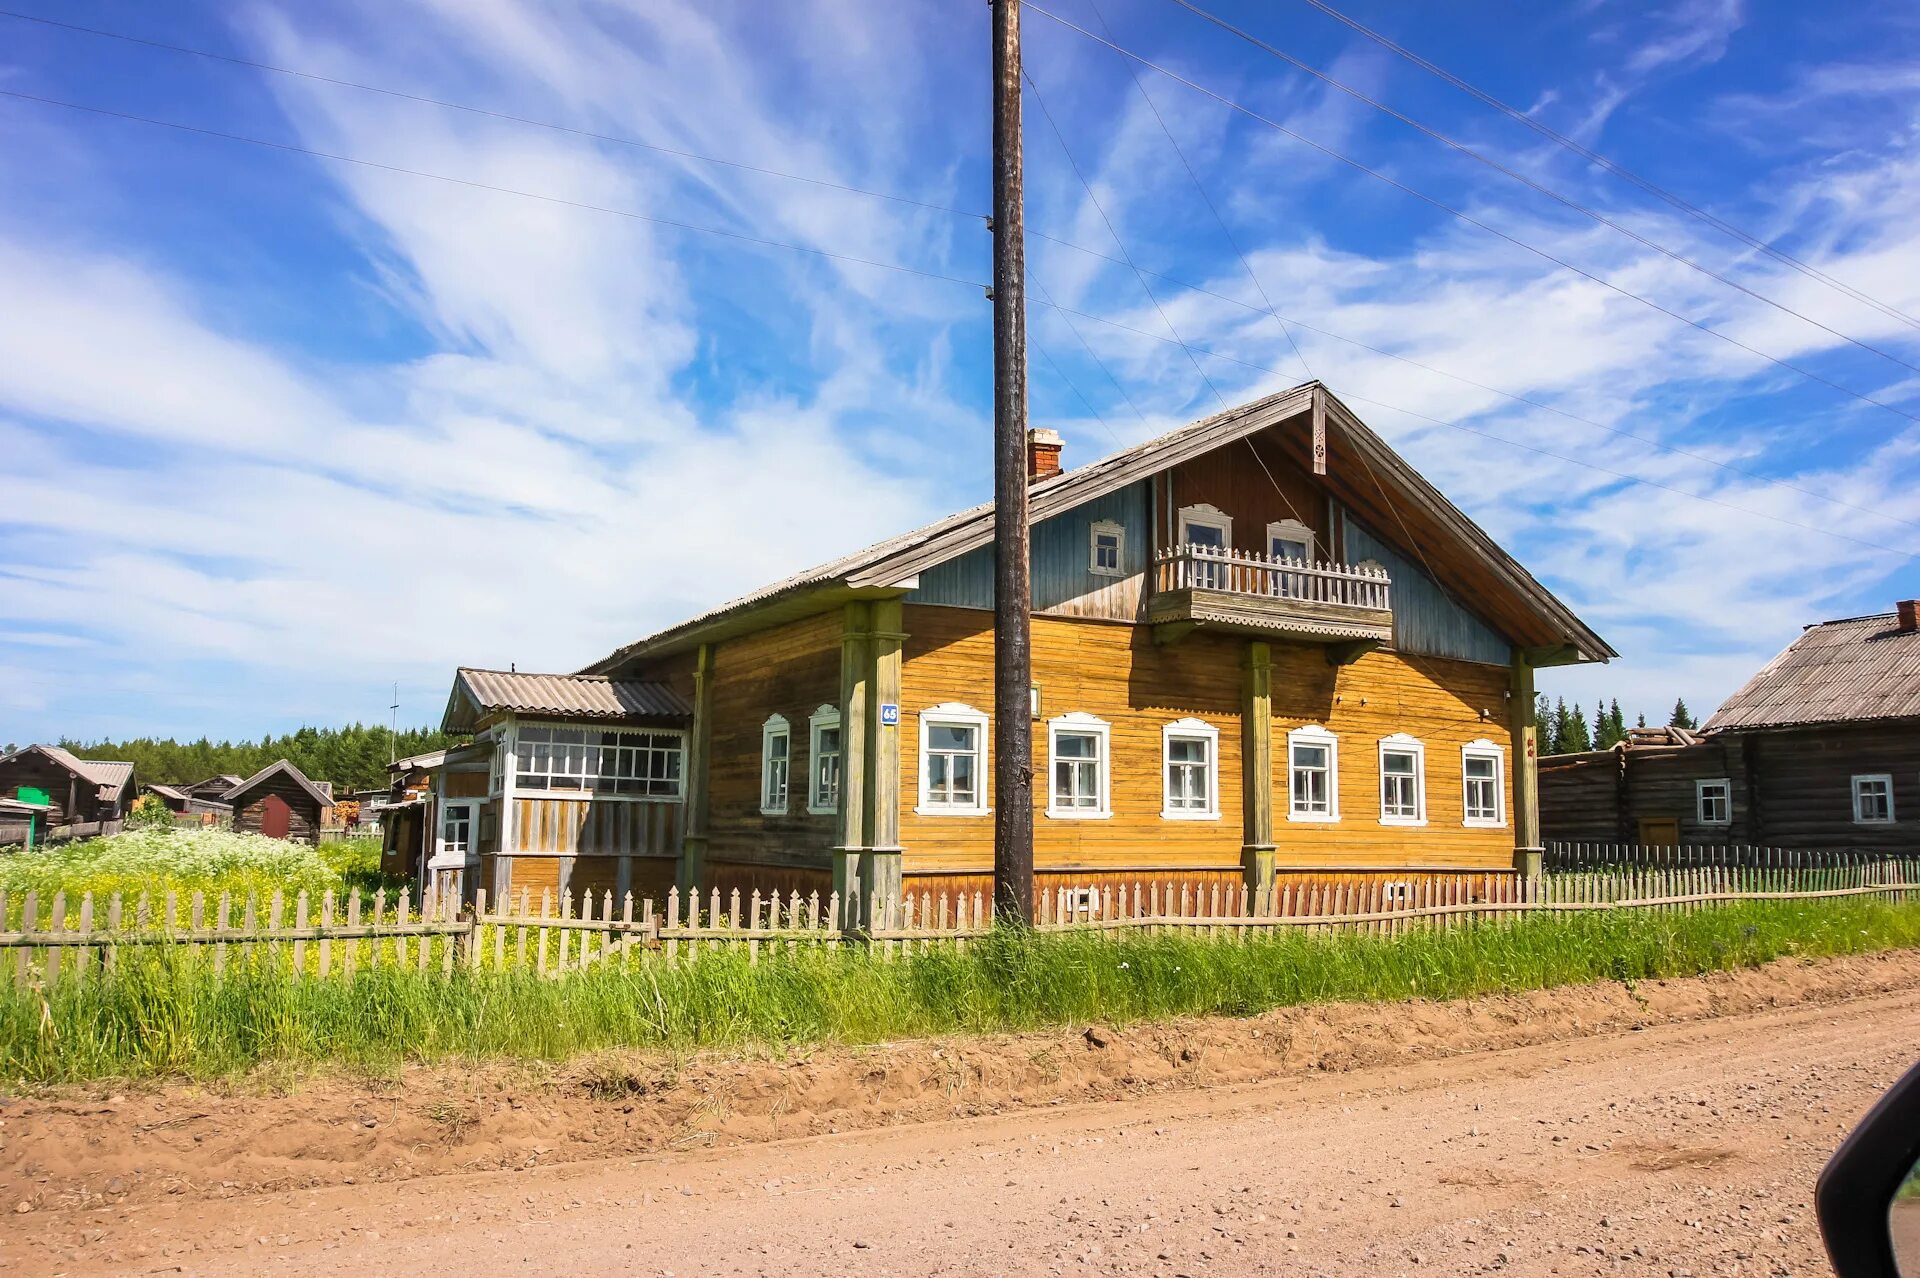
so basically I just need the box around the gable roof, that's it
[145,783,189,803]
[0,745,136,797]
[1705,612,1920,732]
[583,384,1612,674]
[222,759,336,811]
[443,667,693,733]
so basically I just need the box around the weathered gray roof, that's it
[222,759,336,811]
[145,783,189,802]
[1705,612,1920,731]
[444,668,692,733]
[391,749,448,773]
[581,383,1612,673]
[1,745,136,796]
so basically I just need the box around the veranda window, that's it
[514,724,683,797]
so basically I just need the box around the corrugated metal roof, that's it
[1705,612,1920,731]
[145,783,188,802]
[222,759,335,810]
[447,668,691,732]
[2,745,135,795]
[580,382,1611,673]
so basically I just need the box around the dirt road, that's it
[10,976,1914,1276]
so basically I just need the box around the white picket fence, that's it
[1,855,1916,986]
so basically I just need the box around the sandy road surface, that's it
[11,986,1916,1277]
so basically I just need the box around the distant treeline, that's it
[42,724,466,792]
[1536,696,1698,756]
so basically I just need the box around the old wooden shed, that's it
[223,760,332,845]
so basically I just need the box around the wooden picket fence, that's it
[2,854,1917,986]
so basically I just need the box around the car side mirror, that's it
[1819,1058,1920,1276]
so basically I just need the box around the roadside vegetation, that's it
[4,896,1918,1083]
[0,827,399,906]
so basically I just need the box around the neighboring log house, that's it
[0,745,136,827]
[1541,603,1920,850]
[424,385,1614,911]
[224,760,332,845]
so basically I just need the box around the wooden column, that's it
[834,605,873,922]
[1509,650,1542,877]
[1240,641,1276,899]
[864,600,907,911]
[676,642,715,893]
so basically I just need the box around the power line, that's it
[0,89,989,291]
[1031,294,1918,560]
[15,3,1915,532]
[1282,0,1920,334]
[1032,336,1123,448]
[1085,0,1315,384]
[1162,0,1920,376]
[0,7,972,221]
[1020,1,1920,429]
[1029,274,1153,426]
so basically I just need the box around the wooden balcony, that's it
[1148,545,1393,657]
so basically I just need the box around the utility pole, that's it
[990,0,1034,925]
[389,682,399,765]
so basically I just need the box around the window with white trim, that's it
[760,714,790,815]
[1378,734,1426,825]
[807,704,841,815]
[1853,774,1895,824]
[435,799,477,864]
[1048,712,1112,819]
[1178,503,1233,589]
[1696,778,1731,826]
[513,724,684,797]
[1266,518,1314,563]
[1089,519,1126,577]
[917,703,989,815]
[1287,724,1339,821]
[1161,718,1220,820]
[1461,740,1506,827]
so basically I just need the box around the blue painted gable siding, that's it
[906,482,1151,617]
[1342,518,1511,665]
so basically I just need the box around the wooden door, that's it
[1637,816,1680,846]
[261,794,292,840]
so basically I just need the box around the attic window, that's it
[1089,519,1125,577]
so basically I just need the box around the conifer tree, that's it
[1669,698,1697,730]
[1535,694,1555,754]
[1563,702,1593,752]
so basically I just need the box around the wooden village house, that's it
[144,774,243,818]
[223,760,333,845]
[0,745,136,828]
[420,385,1614,914]
[1541,603,1920,851]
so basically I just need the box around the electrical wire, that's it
[1283,0,1920,334]
[1020,1,1920,429]
[1161,0,1920,376]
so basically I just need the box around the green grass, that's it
[0,828,403,909]
[4,897,1918,1084]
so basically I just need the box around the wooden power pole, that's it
[990,0,1034,925]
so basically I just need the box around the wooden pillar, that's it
[1509,651,1542,877]
[864,599,907,911]
[677,642,715,893]
[1240,641,1276,897]
[834,604,872,917]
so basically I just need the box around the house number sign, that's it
[879,703,900,727]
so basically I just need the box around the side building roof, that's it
[1705,611,1920,732]
[442,668,693,734]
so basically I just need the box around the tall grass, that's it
[0,828,401,906]
[5,898,1917,1084]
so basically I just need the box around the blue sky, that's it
[1,0,1916,745]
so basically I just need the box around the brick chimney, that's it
[1899,599,1919,632]
[1027,427,1064,482]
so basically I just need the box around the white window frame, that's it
[1695,778,1731,826]
[1286,724,1340,822]
[1461,740,1507,828]
[430,797,480,869]
[1047,712,1113,820]
[807,704,842,816]
[1265,518,1316,563]
[916,703,990,816]
[1377,733,1427,826]
[759,713,791,816]
[1088,518,1126,578]
[1852,773,1896,825]
[1161,717,1220,821]
[1177,502,1233,549]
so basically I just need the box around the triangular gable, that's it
[223,759,334,811]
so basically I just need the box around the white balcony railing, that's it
[1153,544,1392,611]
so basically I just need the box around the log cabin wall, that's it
[1537,721,1918,853]
[230,772,324,845]
[896,605,1516,879]
[702,609,846,880]
[0,753,94,826]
